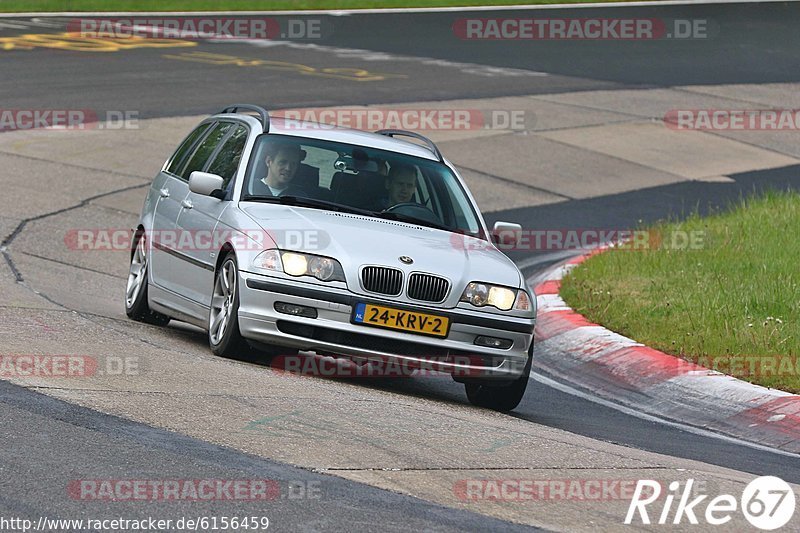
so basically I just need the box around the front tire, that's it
[209,253,250,358]
[465,346,532,412]
[125,229,170,326]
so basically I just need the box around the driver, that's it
[251,142,308,197]
[380,163,417,209]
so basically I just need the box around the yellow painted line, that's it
[0,32,196,52]
[163,51,406,82]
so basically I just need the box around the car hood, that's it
[241,204,522,303]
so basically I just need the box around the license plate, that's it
[353,303,449,338]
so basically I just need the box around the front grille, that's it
[361,266,403,296]
[407,273,450,302]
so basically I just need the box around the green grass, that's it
[1,0,652,12]
[560,190,800,393]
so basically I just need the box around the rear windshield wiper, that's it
[241,195,377,217]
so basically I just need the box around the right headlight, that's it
[252,249,345,282]
[460,282,532,312]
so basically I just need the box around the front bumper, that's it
[237,271,535,380]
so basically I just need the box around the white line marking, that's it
[0,20,29,29]
[0,0,794,17]
[531,371,800,459]
[28,17,68,28]
[209,38,548,78]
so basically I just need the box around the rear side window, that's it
[206,124,248,188]
[180,122,233,180]
[166,123,210,176]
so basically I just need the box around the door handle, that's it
[159,188,170,198]
[181,199,193,209]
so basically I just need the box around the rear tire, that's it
[125,229,170,326]
[465,345,532,412]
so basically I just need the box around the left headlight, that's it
[253,249,345,282]
[460,282,531,312]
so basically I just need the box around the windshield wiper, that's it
[375,211,453,232]
[242,195,454,232]
[241,195,377,217]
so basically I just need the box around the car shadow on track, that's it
[161,321,473,407]
[254,349,471,406]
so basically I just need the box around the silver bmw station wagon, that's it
[126,104,536,411]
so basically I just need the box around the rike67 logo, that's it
[625,476,796,530]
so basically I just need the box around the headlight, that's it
[282,252,308,276]
[308,255,337,280]
[460,282,517,311]
[488,286,516,310]
[462,282,489,306]
[254,250,345,282]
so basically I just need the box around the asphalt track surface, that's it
[0,379,537,532]
[1,3,799,115]
[1,3,800,531]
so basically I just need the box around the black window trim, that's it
[201,120,251,176]
[168,120,240,183]
[197,120,251,200]
[164,121,215,181]
[176,121,236,182]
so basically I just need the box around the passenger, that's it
[251,142,309,197]
[379,163,417,209]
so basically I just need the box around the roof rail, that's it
[374,129,443,162]
[219,104,270,132]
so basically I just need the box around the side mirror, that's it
[491,221,522,248]
[189,171,225,199]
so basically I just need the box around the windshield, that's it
[241,134,483,236]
